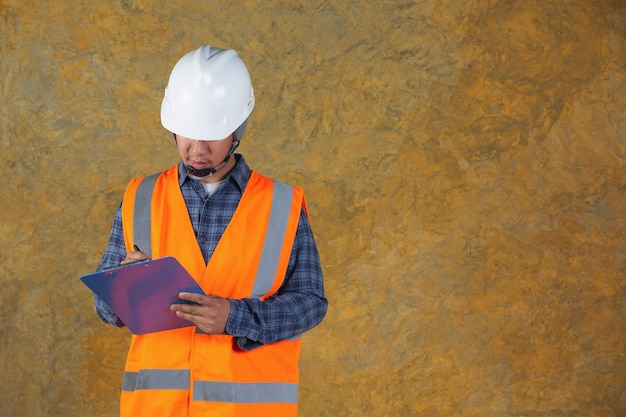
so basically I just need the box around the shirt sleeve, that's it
[94,204,127,327]
[225,207,328,350]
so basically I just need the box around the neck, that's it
[196,155,236,183]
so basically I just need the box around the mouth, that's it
[189,160,212,169]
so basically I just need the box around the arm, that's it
[226,208,328,350]
[93,205,127,327]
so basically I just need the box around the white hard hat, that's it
[160,45,255,141]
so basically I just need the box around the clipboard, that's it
[80,256,204,335]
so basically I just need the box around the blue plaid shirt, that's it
[95,155,327,350]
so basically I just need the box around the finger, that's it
[120,249,150,264]
[170,301,199,314]
[170,303,204,322]
[178,292,211,305]
[120,254,149,264]
[172,309,198,323]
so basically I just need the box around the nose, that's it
[189,139,211,155]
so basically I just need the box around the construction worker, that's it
[93,44,328,416]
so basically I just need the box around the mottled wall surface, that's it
[1,0,624,416]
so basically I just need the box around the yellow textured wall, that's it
[1,0,625,416]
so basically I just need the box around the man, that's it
[94,44,328,417]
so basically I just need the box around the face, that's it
[175,134,236,183]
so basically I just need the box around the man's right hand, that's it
[120,247,150,265]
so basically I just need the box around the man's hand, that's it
[120,247,150,264]
[170,293,231,335]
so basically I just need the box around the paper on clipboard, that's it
[80,256,204,335]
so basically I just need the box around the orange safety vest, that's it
[118,165,305,417]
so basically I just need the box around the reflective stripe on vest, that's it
[251,180,293,298]
[133,172,159,258]
[123,370,297,404]
[194,381,298,404]
[123,369,190,391]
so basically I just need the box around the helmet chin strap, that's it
[173,133,240,179]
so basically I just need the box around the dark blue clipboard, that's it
[80,256,204,335]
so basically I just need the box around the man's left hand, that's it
[170,293,231,335]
